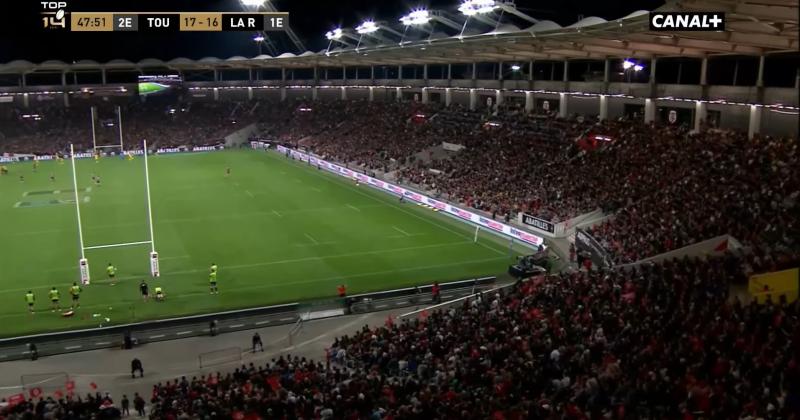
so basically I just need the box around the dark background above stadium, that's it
[0,0,664,62]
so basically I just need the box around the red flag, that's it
[89,382,98,390]
[385,315,394,328]
[29,387,42,399]
[65,380,75,391]
[7,393,25,407]
[419,309,429,322]
[267,375,281,392]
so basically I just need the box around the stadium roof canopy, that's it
[0,0,797,73]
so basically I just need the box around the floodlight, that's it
[356,20,379,34]
[240,0,265,7]
[459,0,497,16]
[400,9,431,26]
[253,35,265,42]
[622,60,634,70]
[325,28,343,40]
[633,64,644,72]
[510,64,521,71]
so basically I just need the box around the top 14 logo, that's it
[41,1,67,29]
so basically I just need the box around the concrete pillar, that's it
[368,86,374,101]
[61,71,66,87]
[324,68,328,80]
[213,87,219,101]
[558,92,567,118]
[312,86,318,101]
[101,69,106,85]
[528,61,534,81]
[756,56,765,103]
[447,64,452,81]
[599,94,608,121]
[471,63,477,80]
[644,98,655,123]
[694,100,706,132]
[340,86,347,100]
[700,57,708,86]
[469,88,477,110]
[313,67,319,85]
[423,64,428,81]
[562,60,569,82]
[421,88,429,104]
[445,88,452,106]
[498,62,504,81]
[247,87,253,100]
[649,58,657,84]
[280,87,286,101]
[398,65,403,80]
[495,89,504,107]
[370,66,375,82]
[748,105,762,139]
[21,73,26,88]
[603,59,610,83]
[342,66,346,81]
[524,91,534,112]
[248,68,253,81]
[63,92,69,107]
[213,69,218,82]
[23,93,29,108]
[395,87,402,101]
[796,68,800,90]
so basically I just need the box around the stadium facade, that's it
[0,0,797,137]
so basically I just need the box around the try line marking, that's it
[303,233,319,245]
[392,226,411,237]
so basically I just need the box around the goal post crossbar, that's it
[83,240,153,251]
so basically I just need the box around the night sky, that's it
[0,0,666,63]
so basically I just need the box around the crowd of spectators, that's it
[0,100,257,155]
[3,254,788,419]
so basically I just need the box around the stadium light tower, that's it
[253,34,266,55]
[240,0,306,54]
[399,8,465,44]
[353,20,404,50]
[325,27,358,52]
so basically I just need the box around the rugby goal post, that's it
[70,140,160,285]
[90,105,127,155]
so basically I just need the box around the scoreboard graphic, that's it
[38,2,288,32]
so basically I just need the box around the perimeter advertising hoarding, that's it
[278,145,544,248]
[521,213,556,234]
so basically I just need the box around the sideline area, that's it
[0,308,409,416]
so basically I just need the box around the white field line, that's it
[346,204,361,212]
[274,154,506,257]
[392,226,411,237]
[13,204,385,237]
[303,233,319,245]
[244,190,254,198]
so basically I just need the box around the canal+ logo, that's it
[649,12,725,32]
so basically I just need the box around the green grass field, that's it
[0,150,523,337]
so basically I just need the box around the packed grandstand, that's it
[1,0,799,419]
